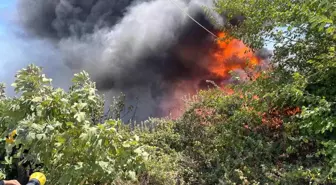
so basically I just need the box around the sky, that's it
[0,0,72,95]
[0,0,21,91]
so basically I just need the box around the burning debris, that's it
[16,0,271,120]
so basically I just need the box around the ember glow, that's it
[162,32,264,119]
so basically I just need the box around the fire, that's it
[162,32,264,119]
[209,32,261,80]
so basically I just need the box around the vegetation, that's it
[0,0,335,184]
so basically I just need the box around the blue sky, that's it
[0,0,14,31]
[0,0,21,89]
[0,0,11,8]
[0,0,14,36]
[0,0,72,95]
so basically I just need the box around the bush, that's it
[0,65,150,184]
[1,63,335,184]
[1,0,335,184]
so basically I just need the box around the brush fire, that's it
[161,31,265,118]
[17,0,271,120]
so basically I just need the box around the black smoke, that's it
[16,0,269,120]
[18,0,137,38]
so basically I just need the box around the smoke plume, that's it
[16,0,269,120]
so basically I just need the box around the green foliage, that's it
[177,0,336,184]
[1,0,335,184]
[215,0,336,100]
[0,65,151,184]
[174,81,328,184]
[131,118,183,185]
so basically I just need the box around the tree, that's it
[0,65,152,184]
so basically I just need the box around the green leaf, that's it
[32,96,42,102]
[326,26,335,34]
[36,134,45,140]
[123,143,131,148]
[134,135,139,142]
[79,133,88,140]
[128,171,137,181]
[74,112,86,122]
[11,83,17,88]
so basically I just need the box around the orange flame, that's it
[209,32,260,79]
[162,32,265,119]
